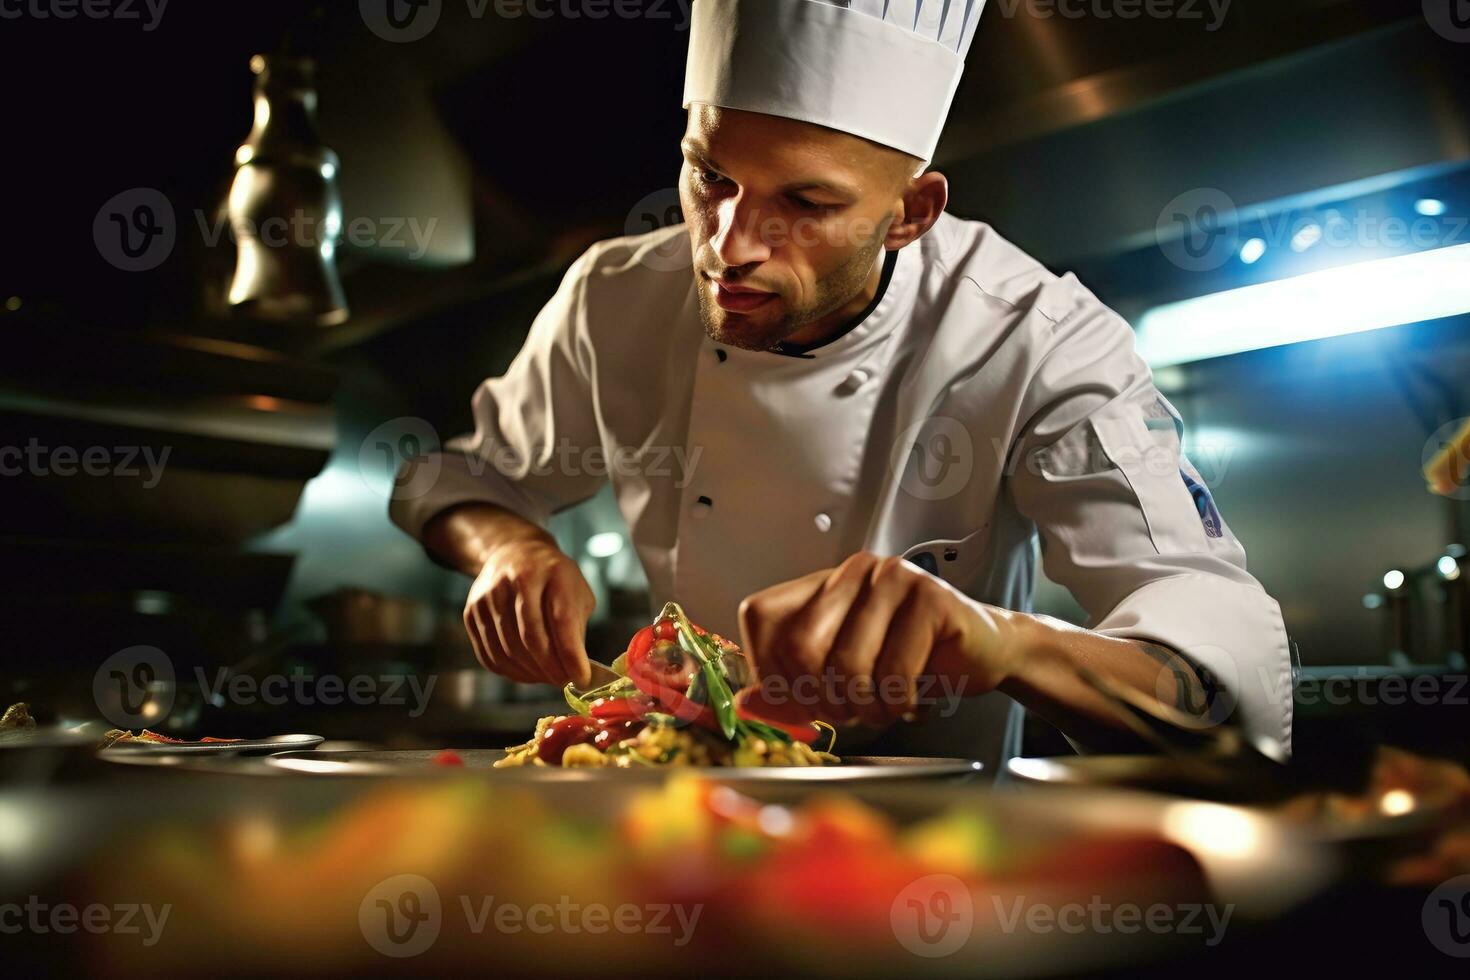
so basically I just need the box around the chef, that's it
[390,0,1292,767]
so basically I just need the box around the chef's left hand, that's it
[737,551,1022,727]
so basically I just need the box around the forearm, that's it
[996,612,1210,753]
[421,503,558,578]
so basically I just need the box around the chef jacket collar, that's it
[768,247,900,359]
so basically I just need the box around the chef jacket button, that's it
[814,513,832,533]
[693,495,714,519]
[837,368,871,395]
[715,349,728,363]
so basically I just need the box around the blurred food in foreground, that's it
[1278,746,1470,884]
[62,776,1207,975]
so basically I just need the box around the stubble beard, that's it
[695,234,886,352]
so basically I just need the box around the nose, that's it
[710,192,773,270]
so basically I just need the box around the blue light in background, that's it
[1290,222,1323,253]
[586,531,624,559]
[1135,242,1470,367]
[1415,198,1448,217]
[1239,237,1267,265]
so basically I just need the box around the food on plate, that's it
[0,702,37,744]
[0,702,35,731]
[99,729,243,749]
[496,602,837,768]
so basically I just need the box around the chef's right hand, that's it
[463,537,596,688]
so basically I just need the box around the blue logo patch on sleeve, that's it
[1181,470,1224,538]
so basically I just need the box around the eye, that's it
[696,168,726,186]
[789,194,840,213]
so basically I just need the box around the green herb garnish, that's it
[667,605,737,740]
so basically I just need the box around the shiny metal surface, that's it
[260,749,986,782]
[226,54,348,326]
[99,733,325,757]
[947,19,1470,265]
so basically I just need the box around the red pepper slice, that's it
[734,688,821,744]
[625,626,719,731]
[537,716,601,765]
[589,695,656,722]
[592,720,644,750]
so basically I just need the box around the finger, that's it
[786,553,879,682]
[830,558,914,727]
[738,567,828,682]
[464,605,492,671]
[515,584,568,687]
[545,569,592,688]
[873,587,940,725]
[779,554,881,724]
[490,582,559,685]
[468,603,535,684]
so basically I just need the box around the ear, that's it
[884,171,948,249]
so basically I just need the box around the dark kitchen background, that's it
[1,0,1467,750]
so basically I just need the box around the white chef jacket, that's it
[390,213,1294,768]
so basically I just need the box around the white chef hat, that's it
[683,0,986,166]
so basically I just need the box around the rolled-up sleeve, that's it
[1008,289,1293,754]
[388,250,606,541]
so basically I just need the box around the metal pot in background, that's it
[306,588,437,647]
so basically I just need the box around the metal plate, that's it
[1005,753,1465,860]
[0,728,95,750]
[100,733,324,757]
[262,749,983,781]
[1005,752,1333,804]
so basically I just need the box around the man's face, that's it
[679,104,916,351]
